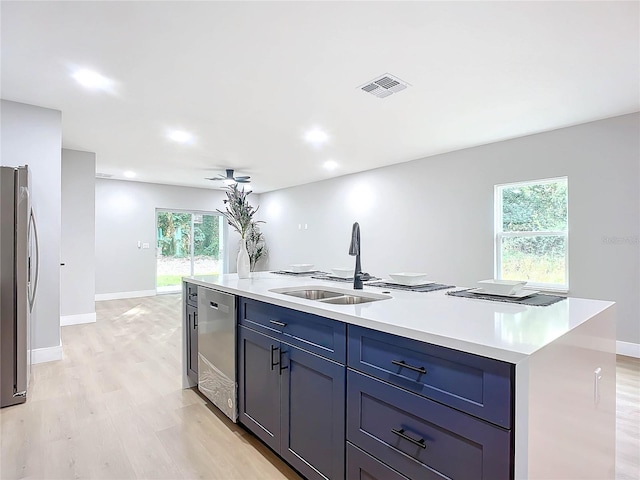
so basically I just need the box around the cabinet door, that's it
[238,326,281,452]
[186,304,198,378]
[347,443,409,480]
[281,344,346,480]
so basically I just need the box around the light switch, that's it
[142,243,150,249]
[137,240,141,248]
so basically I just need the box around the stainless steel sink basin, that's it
[320,295,381,305]
[281,289,343,300]
[270,286,391,305]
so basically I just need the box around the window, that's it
[495,177,568,290]
[155,210,226,293]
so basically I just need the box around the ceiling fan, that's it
[205,169,251,184]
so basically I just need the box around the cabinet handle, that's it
[193,311,198,328]
[391,428,427,449]
[269,320,287,327]
[594,367,602,405]
[270,345,279,371]
[209,301,218,309]
[188,292,197,300]
[392,359,427,375]
[279,350,288,375]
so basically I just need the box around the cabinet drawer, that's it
[347,442,409,480]
[348,325,513,428]
[239,298,346,363]
[185,282,198,307]
[347,370,511,480]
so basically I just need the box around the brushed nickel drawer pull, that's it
[392,359,427,374]
[269,320,287,327]
[391,428,426,449]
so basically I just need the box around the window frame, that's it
[494,176,569,292]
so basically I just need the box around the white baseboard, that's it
[60,312,96,326]
[617,341,640,358]
[95,289,156,301]
[32,344,63,364]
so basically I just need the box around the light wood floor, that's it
[0,295,302,480]
[0,294,638,479]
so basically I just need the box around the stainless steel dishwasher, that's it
[197,287,237,422]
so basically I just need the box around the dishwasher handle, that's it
[208,301,230,314]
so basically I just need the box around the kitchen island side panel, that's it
[514,304,616,479]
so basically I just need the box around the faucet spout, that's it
[349,222,363,290]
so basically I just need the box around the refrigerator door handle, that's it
[28,208,40,312]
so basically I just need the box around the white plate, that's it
[477,279,527,295]
[288,263,314,273]
[388,272,429,286]
[332,267,354,278]
[468,288,538,299]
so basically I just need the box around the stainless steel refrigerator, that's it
[1,165,39,408]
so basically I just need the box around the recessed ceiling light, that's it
[168,130,195,144]
[72,68,113,91]
[304,128,329,147]
[123,171,136,178]
[323,160,338,171]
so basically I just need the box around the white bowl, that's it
[477,279,527,295]
[332,267,354,278]
[288,263,314,273]
[389,272,429,286]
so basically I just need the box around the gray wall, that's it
[259,113,640,345]
[61,149,95,317]
[95,179,249,295]
[0,100,62,351]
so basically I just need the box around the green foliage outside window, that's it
[498,178,568,286]
[157,212,220,259]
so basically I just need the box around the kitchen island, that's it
[183,272,616,480]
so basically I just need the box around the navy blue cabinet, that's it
[347,443,409,480]
[238,325,281,451]
[239,297,346,362]
[186,304,198,379]
[347,369,511,480]
[184,283,199,384]
[348,325,513,428]
[281,342,345,480]
[236,298,515,480]
[239,319,346,480]
[346,325,514,480]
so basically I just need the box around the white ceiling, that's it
[2,1,638,193]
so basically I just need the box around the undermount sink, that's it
[281,289,343,300]
[270,286,391,305]
[320,295,382,305]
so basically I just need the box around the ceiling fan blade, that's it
[234,176,250,181]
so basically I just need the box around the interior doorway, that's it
[155,210,225,293]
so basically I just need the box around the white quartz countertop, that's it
[183,272,614,364]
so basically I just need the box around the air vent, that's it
[96,172,114,178]
[359,73,409,98]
